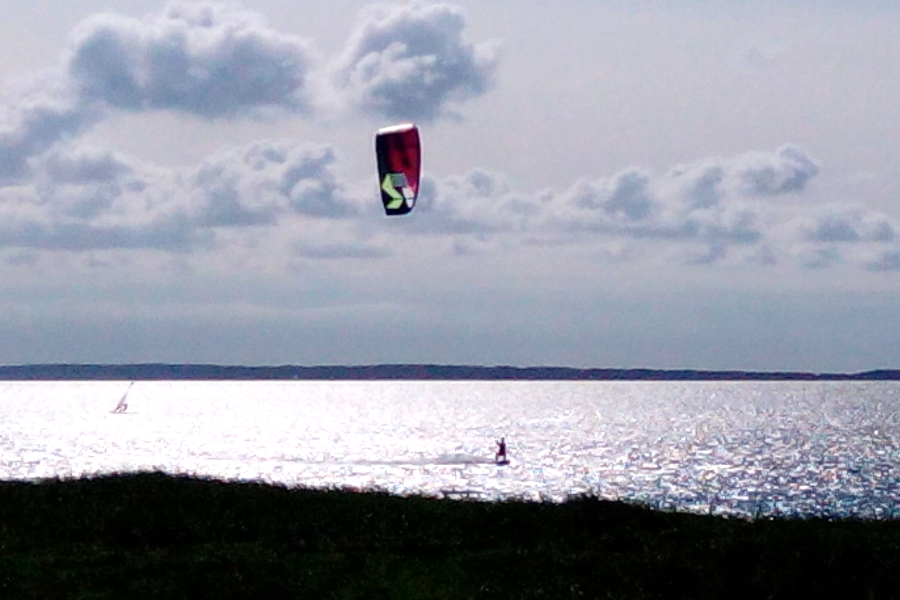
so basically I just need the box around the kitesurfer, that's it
[495,437,507,463]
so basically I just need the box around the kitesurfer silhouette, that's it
[495,437,507,463]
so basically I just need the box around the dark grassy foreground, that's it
[2,473,899,599]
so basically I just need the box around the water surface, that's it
[2,380,898,517]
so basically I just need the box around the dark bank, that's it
[1,471,899,599]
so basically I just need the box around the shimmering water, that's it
[2,380,899,517]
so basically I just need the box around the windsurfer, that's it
[495,437,507,463]
[113,382,132,413]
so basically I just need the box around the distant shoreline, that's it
[1,363,898,381]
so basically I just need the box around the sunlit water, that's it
[2,380,899,517]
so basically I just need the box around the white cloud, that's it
[868,250,900,272]
[188,139,359,223]
[398,145,899,271]
[0,1,499,189]
[65,2,314,118]
[801,207,895,244]
[800,246,842,270]
[568,169,655,221]
[1,1,317,188]
[0,80,97,184]
[664,144,819,205]
[2,128,896,274]
[0,3,896,277]
[732,145,819,197]
[33,144,146,220]
[331,2,499,121]
[0,139,356,253]
[292,239,391,259]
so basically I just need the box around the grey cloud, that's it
[672,163,723,209]
[810,215,860,242]
[3,130,894,275]
[0,139,357,253]
[686,243,728,265]
[537,147,821,261]
[802,246,842,269]
[451,234,508,256]
[410,176,438,213]
[280,148,356,218]
[804,208,896,244]
[38,144,135,185]
[190,171,278,228]
[190,146,284,227]
[1,1,497,191]
[66,2,313,118]
[2,250,40,267]
[392,173,500,233]
[462,169,502,197]
[685,208,763,246]
[746,245,778,266]
[666,159,726,212]
[554,169,762,247]
[412,146,900,272]
[33,145,144,219]
[0,143,205,252]
[664,145,818,207]
[0,85,99,184]
[292,240,391,259]
[868,250,900,271]
[333,2,499,121]
[419,160,771,251]
[499,196,543,218]
[733,145,819,196]
[569,169,655,221]
[0,213,205,252]
[1,1,315,187]
[189,140,358,225]
[403,170,515,234]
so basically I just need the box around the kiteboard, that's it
[496,459,510,467]
[375,123,420,216]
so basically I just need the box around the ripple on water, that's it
[2,380,900,517]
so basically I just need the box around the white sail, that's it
[113,382,133,413]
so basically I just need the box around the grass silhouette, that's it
[1,471,899,599]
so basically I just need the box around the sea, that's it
[2,380,899,518]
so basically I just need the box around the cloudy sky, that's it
[0,0,898,372]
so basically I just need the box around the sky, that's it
[0,0,898,372]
